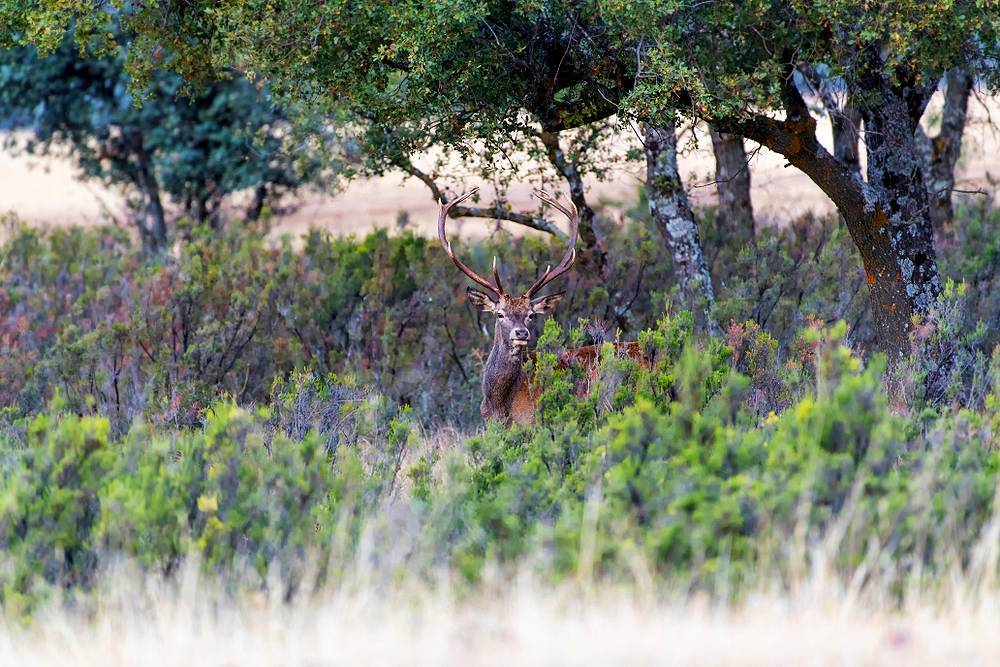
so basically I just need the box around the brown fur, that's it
[439,187,632,424]
[472,294,646,425]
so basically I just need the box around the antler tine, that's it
[534,189,578,225]
[438,187,504,296]
[491,256,505,294]
[525,190,579,297]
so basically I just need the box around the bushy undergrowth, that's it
[1,313,998,617]
[2,200,999,429]
[1,200,999,617]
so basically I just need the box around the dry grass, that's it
[2,563,998,666]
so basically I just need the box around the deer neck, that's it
[481,336,532,422]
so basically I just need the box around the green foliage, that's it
[5,1,639,231]
[0,29,322,243]
[0,409,113,617]
[1,300,999,618]
[429,321,1000,589]
[611,0,1000,122]
[1,199,999,619]
[1,396,388,616]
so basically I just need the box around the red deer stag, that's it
[439,188,643,424]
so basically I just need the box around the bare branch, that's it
[398,158,567,238]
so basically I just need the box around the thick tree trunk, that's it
[721,85,940,362]
[916,69,972,231]
[861,86,941,345]
[643,122,721,337]
[539,129,607,278]
[709,126,754,243]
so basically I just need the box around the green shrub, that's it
[0,407,114,617]
[2,196,1000,619]
[424,318,1000,592]
[1,395,396,615]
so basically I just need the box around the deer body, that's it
[481,339,646,425]
[474,293,561,424]
[438,187,643,425]
[481,345,535,425]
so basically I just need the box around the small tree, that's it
[0,33,319,249]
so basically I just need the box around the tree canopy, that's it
[0,28,322,247]
[3,0,999,357]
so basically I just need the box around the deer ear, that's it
[530,291,565,314]
[466,287,498,312]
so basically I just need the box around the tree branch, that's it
[714,111,869,226]
[397,158,567,238]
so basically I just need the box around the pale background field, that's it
[3,92,999,240]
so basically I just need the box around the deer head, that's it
[439,188,578,423]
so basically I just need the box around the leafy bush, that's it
[0,386,394,615]
[2,197,999,619]
[426,317,1000,590]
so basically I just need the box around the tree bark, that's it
[124,129,168,250]
[832,101,862,173]
[643,122,721,337]
[916,69,972,231]
[538,129,607,278]
[718,84,940,362]
[709,126,754,243]
[860,81,941,322]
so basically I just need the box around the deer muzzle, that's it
[510,328,530,347]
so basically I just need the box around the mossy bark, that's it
[643,122,721,337]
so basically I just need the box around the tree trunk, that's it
[247,184,268,221]
[643,122,721,337]
[832,102,862,173]
[539,129,607,278]
[917,69,972,231]
[124,129,168,250]
[708,126,754,243]
[722,84,940,362]
[860,85,941,344]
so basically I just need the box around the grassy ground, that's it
[2,568,999,666]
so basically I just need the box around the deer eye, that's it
[496,312,504,319]
[526,312,536,321]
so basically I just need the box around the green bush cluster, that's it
[425,316,1000,589]
[1,317,998,617]
[1,199,999,618]
[0,377,395,617]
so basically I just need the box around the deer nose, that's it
[512,328,530,341]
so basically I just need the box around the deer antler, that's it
[438,188,504,297]
[525,189,578,297]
